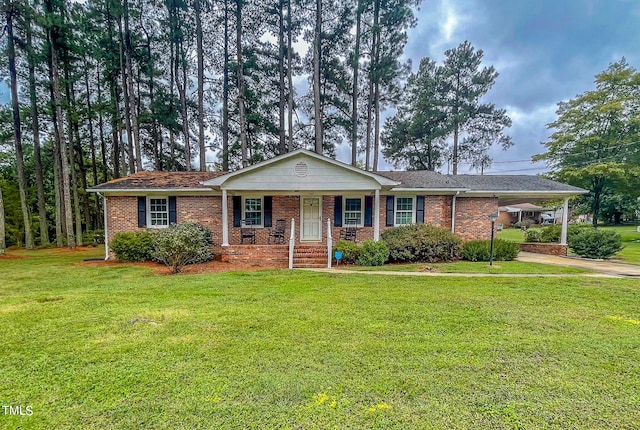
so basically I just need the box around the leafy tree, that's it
[535,59,640,226]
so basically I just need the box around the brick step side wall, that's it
[519,243,568,256]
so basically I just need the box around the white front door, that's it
[301,197,321,241]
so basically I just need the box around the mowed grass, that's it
[342,261,590,274]
[1,248,639,429]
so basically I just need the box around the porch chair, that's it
[268,219,287,244]
[340,219,358,242]
[240,219,256,244]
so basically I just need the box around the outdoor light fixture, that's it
[489,212,498,266]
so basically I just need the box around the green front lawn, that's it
[1,248,639,429]
[342,261,590,274]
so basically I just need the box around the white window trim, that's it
[147,196,170,228]
[343,196,364,228]
[394,196,416,227]
[242,196,264,228]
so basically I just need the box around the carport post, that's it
[560,197,569,245]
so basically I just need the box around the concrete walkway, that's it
[516,251,640,277]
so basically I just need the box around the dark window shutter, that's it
[264,196,273,227]
[233,196,242,227]
[334,196,343,227]
[364,196,373,227]
[416,195,425,224]
[137,197,146,228]
[385,196,395,227]
[168,196,177,224]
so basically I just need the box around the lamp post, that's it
[489,212,498,266]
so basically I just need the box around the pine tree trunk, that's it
[117,16,135,174]
[371,0,380,172]
[178,39,191,170]
[351,0,362,166]
[278,0,286,155]
[222,0,230,170]
[27,19,49,245]
[63,74,83,246]
[46,0,75,249]
[365,79,373,171]
[313,0,323,154]
[169,37,177,170]
[7,11,34,250]
[123,0,142,172]
[84,56,101,228]
[286,0,294,152]
[195,0,207,170]
[0,180,5,253]
[236,0,249,167]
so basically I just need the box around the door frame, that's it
[300,196,322,242]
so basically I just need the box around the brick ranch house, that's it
[88,149,587,267]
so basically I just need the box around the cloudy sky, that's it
[401,0,640,174]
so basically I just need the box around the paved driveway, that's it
[517,252,640,277]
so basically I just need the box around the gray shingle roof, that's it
[449,175,586,192]
[376,171,465,189]
[89,171,227,191]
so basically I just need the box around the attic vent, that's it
[294,162,309,177]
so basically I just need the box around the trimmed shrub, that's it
[494,239,520,261]
[333,240,360,265]
[568,228,623,259]
[110,231,155,262]
[382,224,462,263]
[525,224,561,243]
[152,222,214,273]
[461,240,490,262]
[461,239,519,262]
[356,240,389,266]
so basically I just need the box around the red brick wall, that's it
[106,195,222,244]
[106,194,499,248]
[453,197,499,241]
[519,243,568,256]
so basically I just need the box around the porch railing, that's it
[288,218,295,269]
[326,218,332,269]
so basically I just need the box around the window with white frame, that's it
[149,197,169,227]
[244,197,263,226]
[395,197,414,225]
[344,197,363,226]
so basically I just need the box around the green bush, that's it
[461,239,519,262]
[568,228,623,259]
[151,222,214,273]
[382,224,462,263]
[110,231,155,262]
[525,224,561,243]
[461,240,490,261]
[333,240,360,265]
[356,240,389,266]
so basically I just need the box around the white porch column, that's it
[560,197,569,245]
[222,189,229,246]
[374,189,380,241]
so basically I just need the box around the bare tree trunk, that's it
[195,0,206,170]
[0,180,5,253]
[312,0,323,154]
[45,0,76,248]
[177,39,191,170]
[351,0,362,166]
[222,0,230,170]
[123,0,142,172]
[371,0,380,172]
[169,37,177,170]
[7,11,34,250]
[96,68,108,184]
[278,0,286,155]
[236,0,249,167]
[286,0,294,152]
[63,73,83,246]
[365,80,373,171]
[117,16,135,174]
[27,19,49,245]
[84,56,101,228]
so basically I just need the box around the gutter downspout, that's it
[98,192,109,260]
[451,191,460,233]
